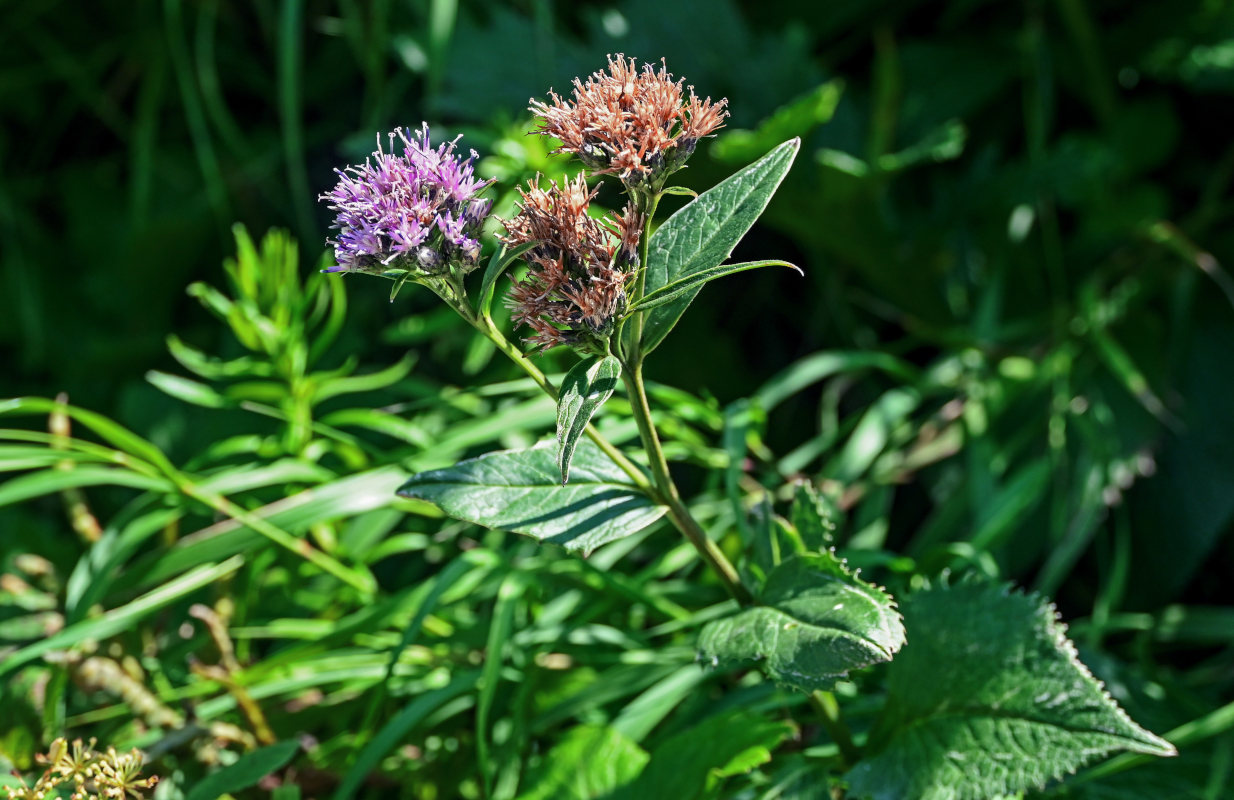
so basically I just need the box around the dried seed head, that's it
[530,54,728,189]
[502,175,642,350]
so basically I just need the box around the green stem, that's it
[621,359,751,604]
[811,690,860,768]
[460,306,650,492]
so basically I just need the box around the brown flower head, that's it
[502,174,642,350]
[530,54,728,189]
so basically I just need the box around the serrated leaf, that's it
[557,356,621,485]
[396,441,664,555]
[697,552,905,691]
[639,138,800,354]
[627,260,801,314]
[515,725,649,800]
[790,482,839,552]
[845,581,1176,800]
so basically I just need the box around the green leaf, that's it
[185,740,300,800]
[478,241,537,317]
[0,557,244,677]
[557,356,621,485]
[697,552,905,691]
[845,581,1176,800]
[610,710,793,800]
[396,441,665,555]
[332,673,480,800]
[627,260,801,315]
[516,725,649,800]
[639,138,800,354]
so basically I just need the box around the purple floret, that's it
[320,125,493,275]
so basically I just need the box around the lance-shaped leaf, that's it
[639,138,800,354]
[626,260,801,315]
[397,441,664,555]
[557,356,621,485]
[845,581,1176,800]
[477,241,537,317]
[697,552,905,691]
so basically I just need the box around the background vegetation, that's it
[2,0,1233,797]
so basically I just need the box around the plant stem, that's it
[811,690,860,768]
[462,308,651,491]
[621,359,751,604]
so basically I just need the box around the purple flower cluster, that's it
[321,126,493,275]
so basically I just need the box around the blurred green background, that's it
[3,0,1234,796]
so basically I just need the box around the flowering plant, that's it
[320,54,1175,799]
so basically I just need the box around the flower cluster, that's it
[321,126,493,276]
[529,54,728,189]
[6,738,158,800]
[503,175,642,349]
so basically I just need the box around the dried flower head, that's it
[530,54,728,188]
[320,125,493,276]
[502,174,642,349]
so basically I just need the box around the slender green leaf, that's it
[0,557,244,676]
[478,241,537,316]
[557,356,621,485]
[397,441,664,555]
[640,139,800,354]
[0,467,172,509]
[185,740,300,800]
[332,673,480,800]
[627,260,801,314]
[697,552,905,691]
[478,572,522,795]
[846,581,1176,800]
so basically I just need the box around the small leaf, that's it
[389,270,414,302]
[557,356,622,485]
[661,185,698,198]
[477,241,537,317]
[697,552,904,691]
[185,740,300,800]
[627,260,801,315]
[396,441,664,555]
[639,138,800,354]
[845,581,1176,800]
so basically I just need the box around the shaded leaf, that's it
[845,581,1176,800]
[515,725,649,800]
[397,441,664,555]
[185,740,300,800]
[697,552,904,691]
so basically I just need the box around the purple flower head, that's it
[320,125,494,276]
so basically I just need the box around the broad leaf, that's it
[845,581,1176,800]
[639,138,800,354]
[697,552,905,691]
[396,441,664,555]
[557,356,621,485]
[627,260,801,314]
[516,725,649,800]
